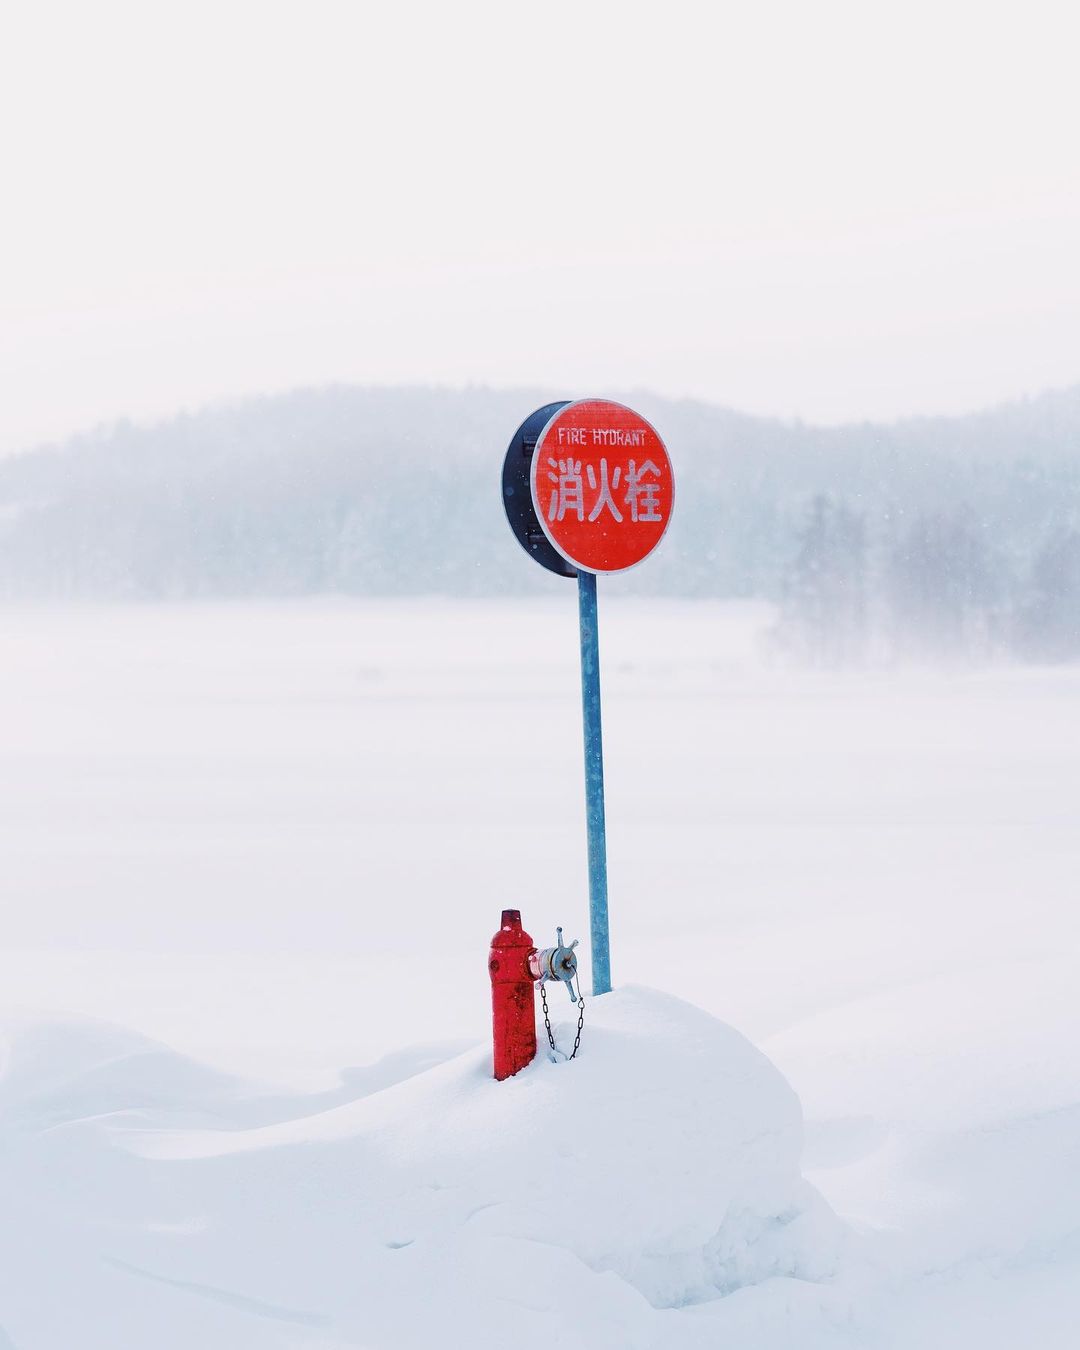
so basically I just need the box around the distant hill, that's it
[0,383,1078,654]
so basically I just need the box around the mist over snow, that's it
[0,379,1077,1349]
[0,598,1078,1347]
[1,383,1080,661]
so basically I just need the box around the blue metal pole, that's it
[577,569,611,996]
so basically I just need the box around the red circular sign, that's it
[529,400,674,574]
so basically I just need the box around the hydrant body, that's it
[489,910,537,1081]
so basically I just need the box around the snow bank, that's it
[0,988,845,1349]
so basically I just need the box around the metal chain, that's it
[539,980,585,1061]
[540,980,556,1053]
[570,976,585,1059]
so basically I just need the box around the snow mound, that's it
[0,989,847,1349]
[0,1013,249,1130]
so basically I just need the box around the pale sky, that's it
[2,0,1079,454]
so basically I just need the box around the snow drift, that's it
[0,988,845,1349]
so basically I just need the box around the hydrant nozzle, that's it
[530,926,580,1003]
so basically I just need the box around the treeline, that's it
[774,495,1080,662]
[0,382,1078,660]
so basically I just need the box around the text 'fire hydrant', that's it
[489,909,580,1080]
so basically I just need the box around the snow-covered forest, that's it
[2,384,1079,660]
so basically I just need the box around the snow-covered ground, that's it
[0,598,1077,1347]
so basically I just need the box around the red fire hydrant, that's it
[489,909,580,1081]
[489,910,536,1081]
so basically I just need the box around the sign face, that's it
[529,400,674,574]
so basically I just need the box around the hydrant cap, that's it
[491,909,533,951]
